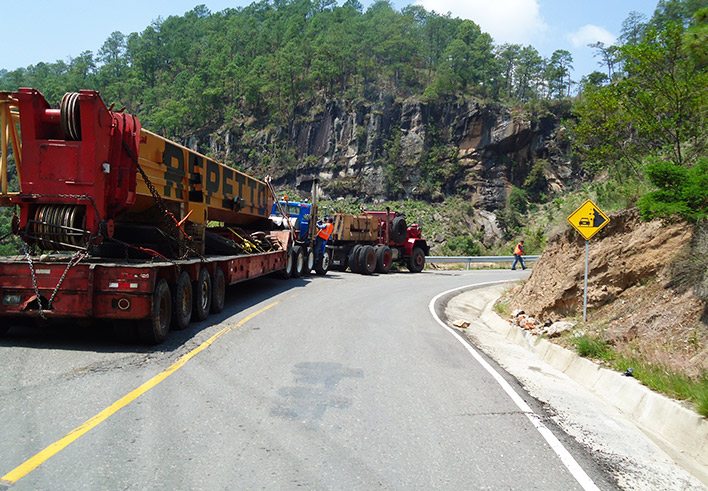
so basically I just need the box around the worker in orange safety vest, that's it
[315,216,334,259]
[511,240,526,270]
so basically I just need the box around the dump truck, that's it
[0,88,297,344]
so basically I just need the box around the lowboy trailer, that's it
[0,89,296,343]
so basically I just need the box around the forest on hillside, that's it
[0,0,707,256]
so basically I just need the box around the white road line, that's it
[429,281,601,491]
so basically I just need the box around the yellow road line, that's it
[0,301,279,486]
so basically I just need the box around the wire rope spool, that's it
[60,92,81,141]
[31,204,87,251]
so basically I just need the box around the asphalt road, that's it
[0,269,618,490]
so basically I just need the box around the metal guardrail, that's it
[426,255,541,270]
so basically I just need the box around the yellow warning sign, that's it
[567,199,610,240]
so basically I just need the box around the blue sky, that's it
[1,0,658,80]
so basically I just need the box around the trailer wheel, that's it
[279,247,294,279]
[391,216,407,243]
[303,247,315,276]
[348,245,362,273]
[192,268,212,322]
[359,245,376,275]
[137,279,171,344]
[172,271,193,331]
[292,245,304,278]
[314,250,331,275]
[375,246,393,274]
[407,247,425,273]
[211,267,225,314]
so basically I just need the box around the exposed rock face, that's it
[203,96,579,213]
[512,208,694,321]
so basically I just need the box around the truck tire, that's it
[358,245,376,275]
[137,278,171,344]
[279,247,294,279]
[375,246,392,274]
[407,246,425,273]
[303,247,315,276]
[314,250,331,275]
[211,267,225,314]
[292,245,304,278]
[348,245,362,273]
[391,216,407,243]
[192,268,212,322]
[172,271,193,331]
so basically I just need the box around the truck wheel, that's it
[407,247,425,273]
[172,271,193,331]
[358,245,376,275]
[137,278,171,344]
[348,245,362,273]
[279,247,294,279]
[211,267,225,314]
[292,245,304,278]
[192,268,212,322]
[375,246,393,274]
[303,247,315,276]
[314,250,331,275]
[391,216,407,243]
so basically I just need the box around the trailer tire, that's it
[314,250,331,275]
[391,216,407,243]
[279,247,294,279]
[211,267,226,314]
[303,247,315,276]
[172,271,193,331]
[192,268,212,322]
[137,279,171,344]
[292,245,304,278]
[375,246,392,274]
[407,246,425,273]
[348,245,362,273]
[359,245,376,275]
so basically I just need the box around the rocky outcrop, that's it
[201,95,579,213]
[511,208,694,321]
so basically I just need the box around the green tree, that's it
[545,49,573,99]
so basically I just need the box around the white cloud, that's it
[568,25,616,48]
[414,0,547,45]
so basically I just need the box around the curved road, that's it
[0,270,617,490]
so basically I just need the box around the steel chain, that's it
[121,139,202,261]
[46,248,89,309]
[20,239,46,320]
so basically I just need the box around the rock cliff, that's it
[202,96,580,213]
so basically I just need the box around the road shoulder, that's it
[444,283,708,490]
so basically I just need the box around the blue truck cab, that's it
[270,200,312,240]
[269,198,330,276]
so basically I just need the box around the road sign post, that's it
[567,200,610,322]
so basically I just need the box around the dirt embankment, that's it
[506,208,708,376]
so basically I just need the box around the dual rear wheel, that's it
[134,266,225,345]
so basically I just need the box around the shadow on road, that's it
[0,274,327,353]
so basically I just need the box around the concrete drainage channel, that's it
[438,282,708,489]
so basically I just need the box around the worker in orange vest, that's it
[315,216,334,259]
[511,240,527,270]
